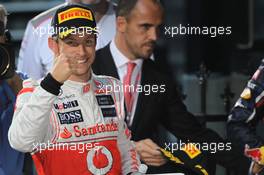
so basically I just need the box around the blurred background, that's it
[1,0,263,174]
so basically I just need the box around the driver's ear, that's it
[48,37,60,57]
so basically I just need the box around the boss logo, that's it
[57,109,83,124]
[54,100,79,110]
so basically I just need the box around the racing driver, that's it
[8,4,142,175]
[228,59,264,174]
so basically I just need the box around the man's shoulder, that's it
[143,59,170,79]
[93,73,121,86]
[30,3,66,28]
[93,44,112,71]
[93,74,121,83]
[142,59,178,89]
[95,44,111,58]
[15,79,40,104]
[18,78,40,96]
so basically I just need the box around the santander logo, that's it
[60,127,72,139]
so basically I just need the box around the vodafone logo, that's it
[87,146,113,174]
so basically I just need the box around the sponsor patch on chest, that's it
[54,100,79,110]
[96,95,114,106]
[57,109,84,124]
[101,108,117,118]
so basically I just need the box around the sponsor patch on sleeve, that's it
[240,88,251,100]
[101,107,117,118]
[181,143,201,159]
[252,69,261,80]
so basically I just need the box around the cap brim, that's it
[58,26,98,39]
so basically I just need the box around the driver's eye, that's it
[84,40,95,47]
[65,40,79,47]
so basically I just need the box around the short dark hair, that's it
[116,0,161,19]
[116,0,138,18]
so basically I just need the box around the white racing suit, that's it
[8,73,141,175]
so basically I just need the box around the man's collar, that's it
[110,39,143,68]
[65,71,93,89]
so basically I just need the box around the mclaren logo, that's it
[87,146,113,174]
[94,79,104,89]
